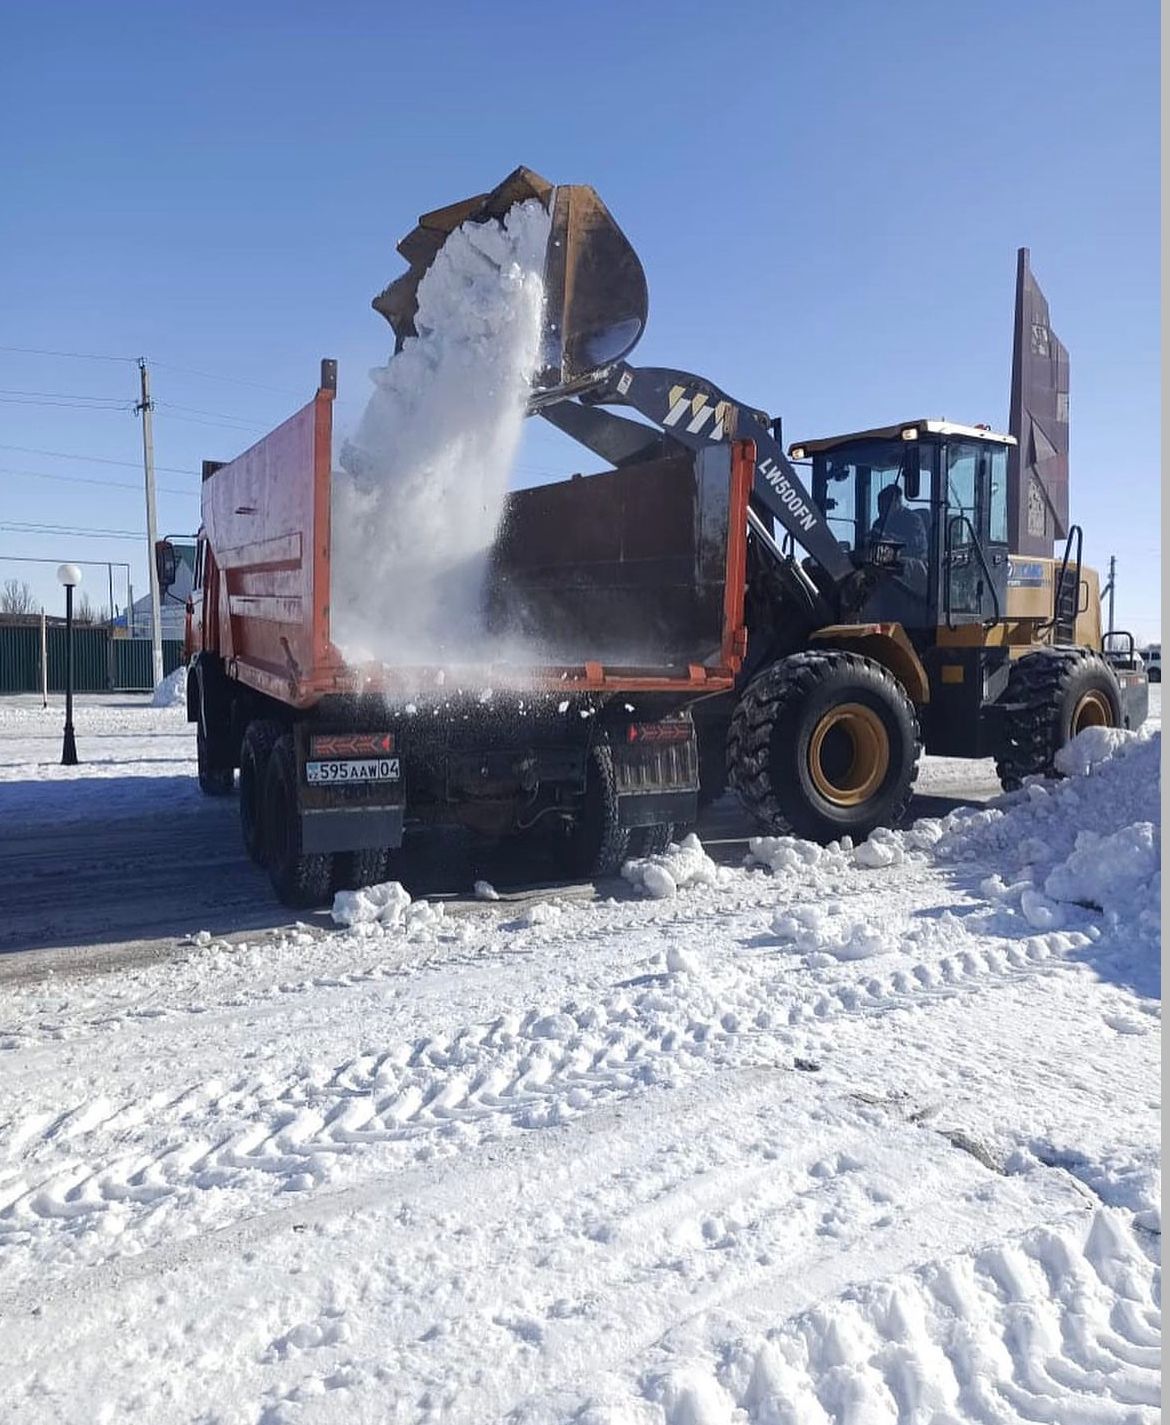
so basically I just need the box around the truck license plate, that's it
[305,757,400,785]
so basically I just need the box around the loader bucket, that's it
[372,166,648,390]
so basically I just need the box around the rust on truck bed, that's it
[197,364,750,710]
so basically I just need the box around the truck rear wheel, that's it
[627,823,674,857]
[263,734,333,907]
[727,651,921,843]
[239,719,283,864]
[995,648,1121,791]
[560,739,630,879]
[333,848,390,892]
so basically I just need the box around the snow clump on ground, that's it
[621,832,730,899]
[331,879,444,939]
[150,665,187,708]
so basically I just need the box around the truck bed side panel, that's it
[203,391,335,702]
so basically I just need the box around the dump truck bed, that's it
[198,366,749,710]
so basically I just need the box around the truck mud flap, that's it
[612,719,699,828]
[300,806,405,855]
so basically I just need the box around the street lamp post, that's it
[57,563,82,766]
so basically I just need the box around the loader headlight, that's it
[900,427,919,441]
[789,445,805,460]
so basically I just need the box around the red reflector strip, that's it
[310,732,395,757]
[628,723,692,745]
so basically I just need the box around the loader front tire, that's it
[560,739,630,879]
[239,719,284,864]
[727,651,920,843]
[263,734,333,907]
[995,648,1121,791]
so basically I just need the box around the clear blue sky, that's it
[2,0,1159,639]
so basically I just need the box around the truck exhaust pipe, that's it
[372,165,648,392]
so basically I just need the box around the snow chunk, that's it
[1054,724,1137,778]
[520,901,562,927]
[622,833,723,899]
[1045,821,1158,917]
[747,835,835,874]
[473,879,500,902]
[771,904,891,960]
[150,666,187,708]
[666,943,701,975]
[331,880,411,928]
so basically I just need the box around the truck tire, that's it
[239,719,284,865]
[560,739,630,879]
[696,720,729,810]
[263,734,333,907]
[193,659,233,796]
[196,724,234,796]
[627,824,674,858]
[727,651,921,843]
[995,648,1121,791]
[333,848,390,892]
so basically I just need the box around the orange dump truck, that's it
[158,360,751,905]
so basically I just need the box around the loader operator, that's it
[871,483,928,596]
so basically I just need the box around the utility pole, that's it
[136,357,164,687]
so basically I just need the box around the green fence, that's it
[0,623,185,694]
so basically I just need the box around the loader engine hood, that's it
[372,166,648,391]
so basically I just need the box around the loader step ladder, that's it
[1048,523,1083,643]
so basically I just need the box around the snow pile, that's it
[772,901,891,961]
[330,878,443,938]
[330,198,551,664]
[621,833,727,899]
[938,725,1160,935]
[748,834,848,875]
[150,665,187,708]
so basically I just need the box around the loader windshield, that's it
[815,439,933,558]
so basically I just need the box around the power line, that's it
[0,466,197,497]
[0,386,129,403]
[150,359,303,398]
[0,394,133,411]
[1,521,146,539]
[155,401,267,429]
[0,344,303,398]
[0,443,196,476]
[0,345,136,364]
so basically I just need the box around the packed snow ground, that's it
[0,694,1160,1423]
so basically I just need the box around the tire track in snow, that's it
[0,920,1093,1278]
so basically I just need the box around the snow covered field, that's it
[0,692,1160,1423]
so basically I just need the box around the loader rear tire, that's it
[263,734,333,908]
[727,651,920,843]
[994,648,1121,791]
[239,719,283,865]
[560,739,630,879]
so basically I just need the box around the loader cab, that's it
[794,420,1014,641]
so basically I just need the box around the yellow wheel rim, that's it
[808,702,890,807]
[1072,689,1113,733]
